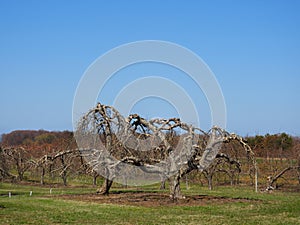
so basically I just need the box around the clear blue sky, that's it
[0,0,299,136]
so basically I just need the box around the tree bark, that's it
[207,174,213,190]
[40,167,45,185]
[60,155,68,186]
[170,173,183,200]
[93,173,98,186]
[97,178,113,195]
[160,180,166,190]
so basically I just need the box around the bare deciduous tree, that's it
[75,103,258,199]
[266,166,300,191]
[2,147,31,181]
[202,153,241,190]
[33,149,81,186]
[0,147,16,181]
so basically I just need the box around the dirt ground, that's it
[52,192,258,207]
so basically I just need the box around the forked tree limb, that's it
[267,166,300,188]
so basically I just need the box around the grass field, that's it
[0,182,300,224]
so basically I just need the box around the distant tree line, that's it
[247,133,295,158]
[1,130,73,147]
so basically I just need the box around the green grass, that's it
[0,182,300,224]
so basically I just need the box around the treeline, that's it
[1,130,73,146]
[1,130,299,159]
[1,130,76,158]
[247,133,300,159]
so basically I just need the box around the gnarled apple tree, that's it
[75,103,257,199]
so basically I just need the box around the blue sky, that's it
[0,1,299,136]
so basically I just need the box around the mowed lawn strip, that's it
[0,183,300,224]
